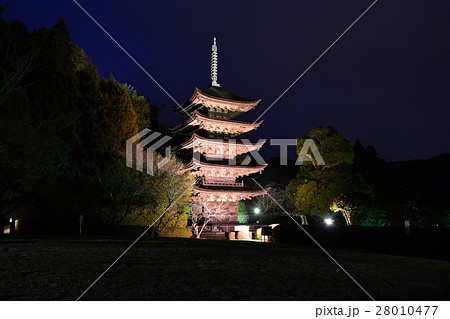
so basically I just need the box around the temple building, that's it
[171,38,268,237]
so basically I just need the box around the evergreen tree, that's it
[287,126,357,221]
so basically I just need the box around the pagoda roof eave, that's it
[182,158,268,174]
[169,111,263,133]
[193,185,269,196]
[177,133,266,150]
[172,87,261,115]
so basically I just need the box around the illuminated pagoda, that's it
[171,38,268,236]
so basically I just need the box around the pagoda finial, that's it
[211,37,220,87]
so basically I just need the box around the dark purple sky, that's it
[4,0,450,161]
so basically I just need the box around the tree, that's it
[415,196,450,228]
[252,184,293,223]
[0,10,36,106]
[0,11,55,222]
[237,201,248,223]
[298,125,354,167]
[351,140,420,226]
[94,152,193,231]
[0,14,146,226]
[331,192,375,225]
[254,191,275,215]
[95,161,151,226]
[121,83,153,131]
[190,200,228,238]
[286,127,421,226]
[254,183,291,215]
[148,153,194,237]
[287,126,357,219]
[75,68,138,158]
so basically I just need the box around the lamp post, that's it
[254,207,260,223]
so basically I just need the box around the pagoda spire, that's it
[211,37,220,87]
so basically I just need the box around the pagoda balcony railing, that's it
[201,178,244,187]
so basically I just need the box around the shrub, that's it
[160,227,192,238]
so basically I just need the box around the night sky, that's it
[4,0,450,161]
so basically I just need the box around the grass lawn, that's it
[0,236,449,300]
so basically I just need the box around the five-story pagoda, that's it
[171,38,268,237]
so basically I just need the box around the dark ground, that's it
[0,236,449,300]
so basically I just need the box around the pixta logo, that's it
[127,129,325,174]
[126,129,172,175]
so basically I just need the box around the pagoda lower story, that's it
[171,38,268,238]
[191,186,267,223]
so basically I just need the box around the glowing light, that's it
[234,225,249,232]
[324,218,333,225]
[9,218,12,223]
[254,207,261,214]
